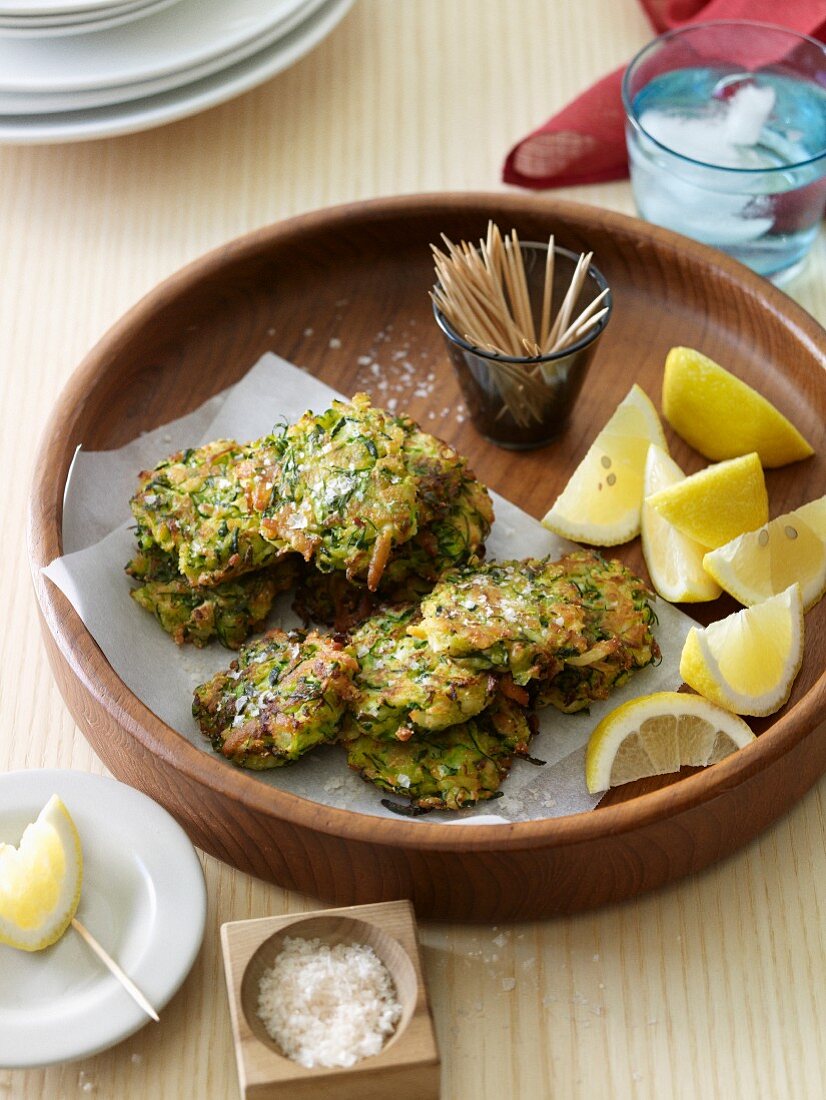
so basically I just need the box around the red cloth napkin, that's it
[503,0,826,189]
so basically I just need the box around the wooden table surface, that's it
[1,2,825,1097]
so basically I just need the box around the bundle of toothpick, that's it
[431,222,610,426]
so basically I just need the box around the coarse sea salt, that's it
[257,936,402,1069]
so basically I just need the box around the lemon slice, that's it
[662,346,814,468]
[585,691,755,793]
[541,384,667,545]
[679,584,804,717]
[641,444,721,603]
[703,495,826,611]
[645,452,768,550]
[0,795,83,952]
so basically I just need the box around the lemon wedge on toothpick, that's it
[0,794,82,952]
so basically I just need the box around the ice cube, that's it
[639,82,775,169]
[639,108,730,164]
[722,83,775,146]
[632,162,774,245]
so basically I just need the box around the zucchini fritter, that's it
[262,394,493,592]
[380,471,493,589]
[126,545,299,649]
[192,628,357,768]
[343,694,533,810]
[411,550,659,705]
[261,395,421,590]
[408,557,590,684]
[292,474,494,631]
[348,604,496,739]
[537,552,660,712]
[130,436,284,587]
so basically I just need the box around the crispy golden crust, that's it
[291,471,493,633]
[536,552,660,712]
[261,395,493,591]
[130,436,284,587]
[343,694,533,810]
[260,395,421,589]
[129,395,492,646]
[192,628,357,768]
[409,557,590,684]
[127,546,299,648]
[347,603,497,739]
[380,472,493,589]
[410,550,658,707]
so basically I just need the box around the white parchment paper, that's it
[44,353,695,823]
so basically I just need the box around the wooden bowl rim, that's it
[28,191,826,855]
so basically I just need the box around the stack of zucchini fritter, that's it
[127,393,493,646]
[128,393,660,812]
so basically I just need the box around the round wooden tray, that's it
[29,194,826,921]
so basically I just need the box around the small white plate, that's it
[0,0,353,143]
[0,769,206,1069]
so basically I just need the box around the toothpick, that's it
[546,251,592,350]
[550,290,611,352]
[539,234,555,348]
[72,917,160,1022]
[568,306,610,341]
[510,229,536,345]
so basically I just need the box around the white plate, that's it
[0,0,311,93]
[0,0,353,143]
[0,770,206,1069]
[0,0,323,112]
[0,0,181,37]
[0,0,159,22]
[0,0,139,16]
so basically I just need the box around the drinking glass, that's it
[622,20,826,282]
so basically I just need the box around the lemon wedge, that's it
[0,795,83,952]
[641,444,721,603]
[795,495,826,541]
[541,384,667,545]
[703,495,826,612]
[679,584,804,716]
[662,346,814,467]
[585,691,755,793]
[645,452,768,550]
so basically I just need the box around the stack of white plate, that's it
[0,0,353,143]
